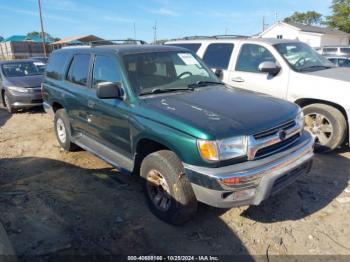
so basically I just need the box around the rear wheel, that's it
[54,109,78,151]
[303,104,347,152]
[140,150,198,225]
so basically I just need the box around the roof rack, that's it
[211,35,248,39]
[89,39,147,47]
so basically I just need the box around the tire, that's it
[140,150,198,225]
[3,92,16,114]
[54,109,78,151]
[303,103,347,152]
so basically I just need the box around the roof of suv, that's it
[166,37,302,45]
[55,44,188,56]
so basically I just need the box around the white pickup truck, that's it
[166,37,350,152]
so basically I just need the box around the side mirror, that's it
[258,61,280,76]
[96,82,124,99]
[214,69,224,80]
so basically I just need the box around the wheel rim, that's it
[304,113,333,146]
[56,118,67,144]
[146,169,171,211]
[4,94,10,111]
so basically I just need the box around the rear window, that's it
[46,52,70,80]
[202,43,234,70]
[168,43,202,53]
[66,54,90,86]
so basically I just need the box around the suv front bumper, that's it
[184,131,314,208]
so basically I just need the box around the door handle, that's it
[87,100,96,109]
[231,77,245,83]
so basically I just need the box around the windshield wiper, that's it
[139,87,193,96]
[299,65,333,72]
[188,81,225,88]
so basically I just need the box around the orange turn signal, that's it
[223,177,241,185]
[197,140,219,161]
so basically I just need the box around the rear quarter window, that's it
[202,43,234,70]
[46,52,70,80]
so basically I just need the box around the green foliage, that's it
[284,11,323,25]
[325,0,350,33]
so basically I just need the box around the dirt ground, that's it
[1,106,350,259]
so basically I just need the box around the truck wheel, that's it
[3,92,16,114]
[54,109,78,151]
[140,150,198,225]
[303,104,347,152]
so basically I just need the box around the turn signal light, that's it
[223,177,241,185]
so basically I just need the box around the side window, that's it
[339,59,350,67]
[46,52,70,80]
[92,55,122,88]
[169,43,202,53]
[236,44,276,73]
[202,43,234,70]
[66,54,90,86]
[322,48,337,55]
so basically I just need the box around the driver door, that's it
[228,43,288,99]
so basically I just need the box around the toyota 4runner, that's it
[42,43,314,224]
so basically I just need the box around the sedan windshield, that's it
[122,51,220,95]
[274,42,334,72]
[1,61,43,77]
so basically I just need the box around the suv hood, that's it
[4,75,43,88]
[305,67,350,82]
[141,86,299,139]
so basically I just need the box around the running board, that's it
[72,134,134,172]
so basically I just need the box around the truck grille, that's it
[247,120,301,160]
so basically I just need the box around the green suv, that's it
[42,44,314,224]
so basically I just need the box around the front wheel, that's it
[140,150,198,225]
[3,92,16,114]
[303,104,347,152]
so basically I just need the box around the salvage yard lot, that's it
[0,107,350,257]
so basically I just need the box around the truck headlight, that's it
[296,109,304,130]
[197,136,248,162]
[8,86,29,93]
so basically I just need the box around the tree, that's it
[284,11,323,25]
[0,36,3,42]
[325,0,350,33]
[26,31,57,41]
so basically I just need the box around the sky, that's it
[0,0,332,42]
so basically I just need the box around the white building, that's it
[259,21,350,48]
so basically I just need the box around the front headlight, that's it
[296,108,304,130]
[197,136,248,162]
[8,86,29,93]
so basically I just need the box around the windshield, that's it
[1,61,43,77]
[122,51,219,95]
[32,61,46,73]
[274,42,334,72]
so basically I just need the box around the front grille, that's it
[272,162,309,194]
[255,133,300,159]
[254,120,296,139]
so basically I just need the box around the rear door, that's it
[64,53,93,134]
[201,43,235,83]
[228,43,289,99]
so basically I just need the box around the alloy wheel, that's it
[146,169,171,211]
[304,113,333,145]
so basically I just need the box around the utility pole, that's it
[133,22,136,39]
[153,21,157,44]
[262,16,268,31]
[275,11,278,23]
[37,0,47,57]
